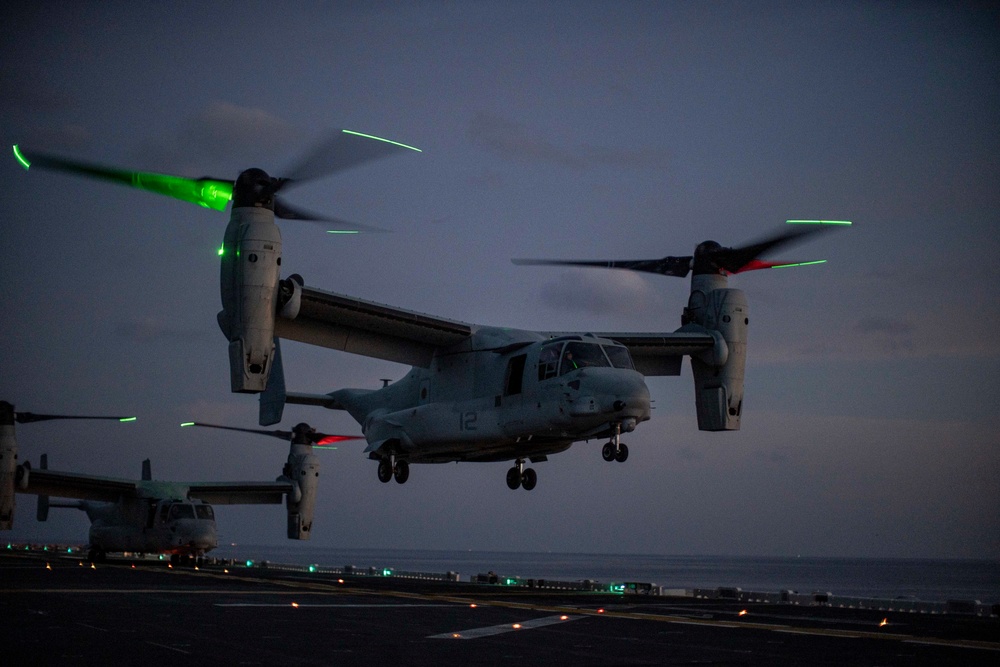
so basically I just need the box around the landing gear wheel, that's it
[377,459,393,483]
[602,442,615,462]
[614,443,629,463]
[506,466,522,490]
[521,468,537,491]
[393,460,409,484]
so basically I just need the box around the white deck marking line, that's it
[429,614,583,639]
[147,642,191,654]
[215,603,453,608]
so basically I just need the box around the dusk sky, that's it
[2,1,997,559]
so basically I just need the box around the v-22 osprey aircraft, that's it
[13,136,849,492]
[1,401,358,561]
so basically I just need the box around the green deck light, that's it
[245,559,254,568]
[12,145,30,170]
[342,129,422,152]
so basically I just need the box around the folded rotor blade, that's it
[13,145,233,211]
[181,421,362,446]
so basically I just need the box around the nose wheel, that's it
[506,459,537,490]
[602,423,629,463]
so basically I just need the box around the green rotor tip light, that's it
[327,230,360,235]
[119,417,137,422]
[771,260,828,269]
[342,129,422,152]
[12,145,30,170]
[786,219,852,225]
[180,422,195,427]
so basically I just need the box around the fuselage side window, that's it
[559,342,611,375]
[603,345,635,370]
[504,354,527,396]
[537,343,562,381]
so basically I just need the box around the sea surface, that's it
[209,544,999,603]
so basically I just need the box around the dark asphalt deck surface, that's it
[2,551,997,665]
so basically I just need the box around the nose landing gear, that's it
[506,458,537,490]
[602,422,629,463]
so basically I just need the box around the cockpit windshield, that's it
[168,503,195,520]
[602,344,635,370]
[194,504,214,520]
[560,342,610,375]
[538,340,636,379]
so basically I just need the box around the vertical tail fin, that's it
[142,459,152,481]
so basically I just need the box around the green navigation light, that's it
[342,129,422,152]
[327,230,360,235]
[772,260,828,269]
[119,417,137,422]
[12,145,30,170]
[180,422,195,427]
[217,244,225,256]
[786,220,852,225]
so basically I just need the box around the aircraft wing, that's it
[18,468,139,503]
[186,481,292,505]
[562,330,719,376]
[275,285,474,367]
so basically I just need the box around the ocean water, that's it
[209,544,1000,603]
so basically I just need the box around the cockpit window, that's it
[168,503,195,520]
[194,505,214,520]
[602,345,635,370]
[560,342,611,375]
[538,342,562,381]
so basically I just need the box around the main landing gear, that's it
[377,456,409,484]
[601,422,629,463]
[506,459,537,491]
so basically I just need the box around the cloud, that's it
[538,269,659,315]
[127,102,299,174]
[467,111,670,170]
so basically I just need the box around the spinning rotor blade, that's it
[271,198,388,232]
[280,129,422,186]
[12,145,233,211]
[513,220,849,278]
[14,411,136,424]
[181,421,362,447]
[512,256,693,278]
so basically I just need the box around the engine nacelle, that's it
[686,276,747,431]
[283,442,319,540]
[218,206,283,393]
[0,402,17,530]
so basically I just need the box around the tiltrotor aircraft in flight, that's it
[1,401,357,561]
[13,136,848,492]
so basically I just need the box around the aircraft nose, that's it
[188,521,218,551]
[569,368,650,419]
